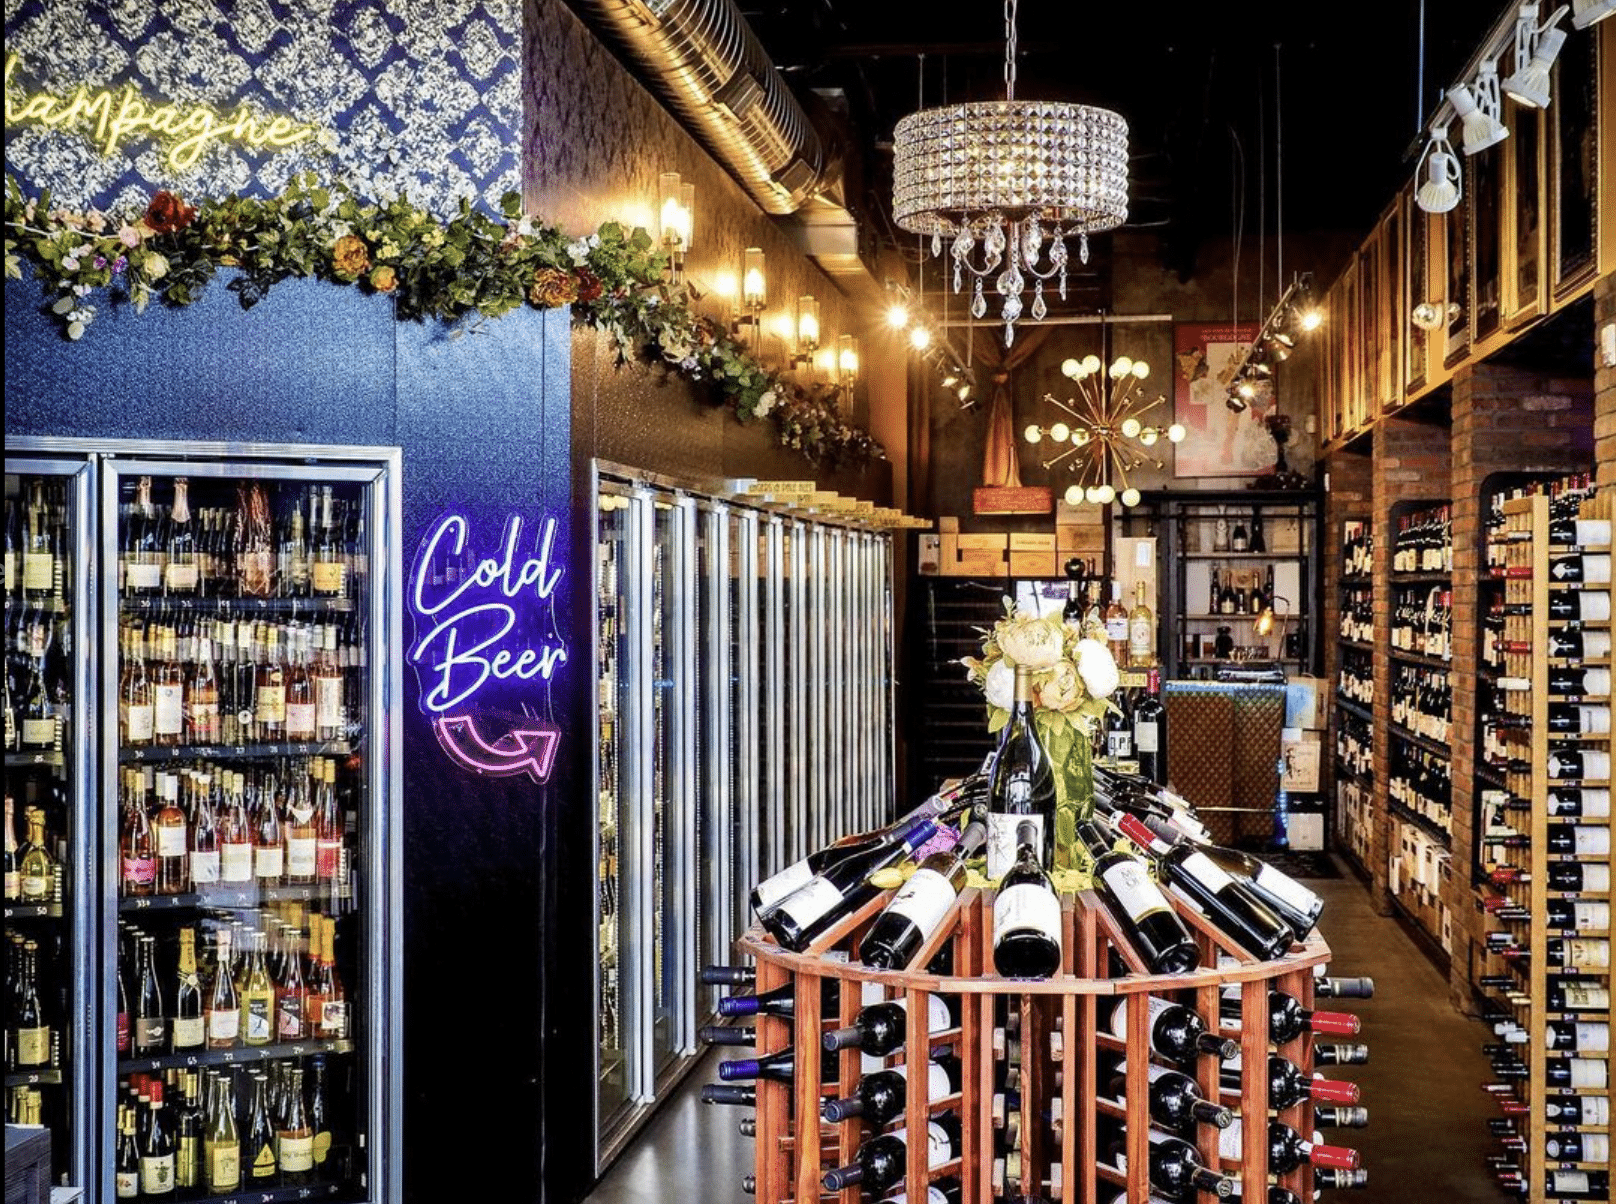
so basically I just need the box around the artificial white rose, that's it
[984,660,1016,711]
[997,615,1065,669]
[1074,638,1119,699]
[1038,660,1082,711]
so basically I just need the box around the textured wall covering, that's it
[3,0,522,216]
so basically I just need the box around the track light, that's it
[1451,63,1509,154]
[1504,4,1569,108]
[886,303,910,329]
[1573,0,1615,29]
[1415,133,1463,213]
[1237,379,1258,400]
[908,326,932,351]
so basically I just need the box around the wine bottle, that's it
[238,931,275,1047]
[718,1049,796,1083]
[153,773,188,895]
[18,805,53,903]
[1105,995,1238,1064]
[115,1103,140,1198]
[700,1084,756,1107]
[821,1057,962,1124]
[1107,1059,1233,1130]
[171,927,204,1051]
[985,665,1057,879]
[1312,974,1375,999]
[701,964,756,987]
[715,983,835,1021]
[1078,819,1198,974]
[821,1112,961,1193]
[134,935,166,1055]
[1164,830,1324,937]
[1108,1125,1235,1199]
[308,1055,334,1168]
[204,1070,241,1192]
[698,1024,756,1047]
[14,939,49,1068]
[244,1071,276,1181]
[1216,1054,1362,1107]
[992,820,1062,978]
[859,821,984,970]
[1546,787,1612,818]
[140,1079,177,1196]
[164,478,198,594]
[1548,552,1612,584]
[188,773,220,890]
[1218,1118,1360,1173]
[276,1065,315,1183]
[760,819,937,953]
[1314,1042,1370,1066]
[822,995,958,1054]
[1132,671,1166,782]
[1314,1167,1369,1190]
[127,477,163,594]
[175,1071,202,1190]
[1115,814,1295,960]
[1217,988,1361,1042]
[1315,1105,1369,1129]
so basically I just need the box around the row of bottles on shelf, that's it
[1387,743,1451,834]
[1389,665,1450,743]
[118,613,366,748]
[1341,520,1371,579]
[1061,559,1157,669]
[1206,566,1277,618]
[1390,587,1450,660]
[118,904,349,1059]
[4,478,69,600]
[1391,504,1451,574]
[5,602,71,753]
[112,1054,348,1198]
[1337,648,1372,707]
[117,476,365,601]
[1334,711,1370,780]
[119,760,354,898]
[5,792,64,903]
[1096,674,1166,783]
[1338,586,1371,644]
[1486,471,1606,563]
[7,928,66,1070]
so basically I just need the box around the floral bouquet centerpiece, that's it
[962,600,1120,871]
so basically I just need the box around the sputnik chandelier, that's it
[890,0,1129,347]
[1023,353,1185,509]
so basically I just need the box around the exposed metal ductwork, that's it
[573,0,830,216]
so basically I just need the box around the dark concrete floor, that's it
[584,860,1499,1204]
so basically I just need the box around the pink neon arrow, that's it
[433,714,559,783]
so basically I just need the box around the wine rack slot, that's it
[737,884,1338,1204]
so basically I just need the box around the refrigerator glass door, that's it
[729,508,760,944]
[5,455,94,1193]
[695,503,731,1019]
[100,453,395,1204]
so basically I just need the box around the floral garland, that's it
[2,173,884,467]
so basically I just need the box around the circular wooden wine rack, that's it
[736,884,1337,1204]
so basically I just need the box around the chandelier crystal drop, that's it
[891,1,1129,346]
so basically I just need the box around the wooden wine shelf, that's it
[737,885,1335,1204]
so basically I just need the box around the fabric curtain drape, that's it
[975,326,1052,488]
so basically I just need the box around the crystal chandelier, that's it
[891,0,1129,347]
[1023,354,1185,508]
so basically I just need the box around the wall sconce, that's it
[836,333,859,404]
[793,295,820,367]
[658,172,694,284]
[732,247,766,348]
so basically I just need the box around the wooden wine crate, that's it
[737,881,1337,1204]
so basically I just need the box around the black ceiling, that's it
[742,0,1500,280]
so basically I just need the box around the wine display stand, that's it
[1478,491,1612,1204]
[737,884,1335,1204]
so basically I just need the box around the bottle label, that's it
[123,855,156,886]
[287,835,318,878]
[140,1152,175,1194]
[1134,720,1159,753]
[1550,1172,1592,1193]
[319,999,347,1037]
[884,868,957,940]
[986,812,1044,882]
[1179,850,1236,893]
[316,677,344,727]
[154,684,184,735]
[1106,616,1129,642]
[16,1024,50,1065]
[753,858,814,914]
[22,871,49,900]
[245,995,274,1042]
[177,1135,199,1188]
[256,684,286,724]
[993,882,1062,947]
[5,869,18,897]
[255,845,284,880]
[20,716,56,746]
[221,842,254,882]
[1102,859,1172,922]
[190,848,220,885]
[208,1007,240,1042]
[1253,864,1321,922]
[126,562,162,590]
[172,1015,205,1048]
[278,1133,315,1172]
[312,561,346,594]
[158,822,187,858]
[116,1010,130,1052]
[1567,1058,1609,1089]
[1216,1122,1244,1161]
[1571,826,1612,856]
[285,702,317,738]
[22,551,55,590]
[1565,940,1611,970]
[136,1016,166,1049]
[278,995,304,1039]
[316,838,343,879]
[775,876,841,929]
[124,702,155,742]
[164,563,198,591]
[250,1140,276,1178]
[116,1170,140,1198]
[188,700,219,740]
[925,1119,953,1167]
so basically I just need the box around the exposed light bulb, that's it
[1139,429,1159,446]
[1298,309,1323,332]
[1120,417,1142,438]
[1237,380,1258,400]
[909,326,932,350]
[1095,484,1116,505]
[1061,357,1081,378]
[1121,487,1142,507]
[1109,356,1132,379]
[886,303,910,329]
[1081,354,1101,374]
[1084,486,1102,504]
[1065,485,1083,506]
[1049,423,1071,443]
[1167,423,1186,443]
[942,373,959,388]
[1024,424,1043,444]
[1132,361,1150,379]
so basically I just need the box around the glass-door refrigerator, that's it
[96,446,400,1204]
[5,451,95,1193]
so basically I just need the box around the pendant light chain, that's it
[1004,0,1018,101]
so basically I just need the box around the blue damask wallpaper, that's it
[3,0,522,215]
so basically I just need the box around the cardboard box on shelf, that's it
[953,547,1009,577]
[938,516,961,533]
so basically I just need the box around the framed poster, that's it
[1172,323,1276,478]
[1551,31,1599,297]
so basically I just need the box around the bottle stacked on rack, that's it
[1390,587,1451,658]
[1339,585,1373,644]
[1391,504,1452,573]
[1389,665,1451,744]
[1338,648,1373,707]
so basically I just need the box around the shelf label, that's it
[408,510,566,784]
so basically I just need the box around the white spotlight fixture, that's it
[1297,308,1323,333]
[909,326,932,351]
[1415,133,1463,213]
[1503,4,1570,108]
[1573,0,1616,28]
[1450,64,1509,154]
[885,303,910,329]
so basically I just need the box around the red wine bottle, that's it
[1217,988,1361,1042]
[700,1084,756,1107]
[1105,995,1239,1064]
[822,996,958,1055]
[821,1112,961,1193]
[820,1057,961,1124]
[717,1049,796,1083]
[859,821,984,970]
[761,820,938,952]
[1218,1118,1360,1173]
[698,1025,756,1047]
[1078,819,1199,974]
[1217,1054,1362,1107]
[1106,1059,1233,1131]
[1107,1124,1235,1199]
[991,820,1062,978]
[1115,814,1295,960]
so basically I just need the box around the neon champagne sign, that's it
[408,511,567,782]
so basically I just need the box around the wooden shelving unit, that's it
[738,887,1340,1204]
[1476,492,1613,1203]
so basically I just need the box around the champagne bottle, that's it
[1078,819,1198,974]
[127,477,163,594]
[239,931,275,1047]
[992,820,1062,978]
[116,1103,140,1198]
[188,773,220,890]
[859,821,984,970]
[175,1071,202,1190]
[14,939,49,1068]
[277,1065,315,1182]
[822,995,958,1054]
[760,819,937,953]
[171,927,204,1051]
[4,795,17,901]
[985,665,1057,878]
[18,806,53,902]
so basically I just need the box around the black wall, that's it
[5,275,577,1204]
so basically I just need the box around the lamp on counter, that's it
[1254,596,1296,659]
[1502,3,1570,109]
[658,172,694,285]
[792,295,820,368]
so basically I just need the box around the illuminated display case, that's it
[590,464,895,1172]
[4,438,400,1204]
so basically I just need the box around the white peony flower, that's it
[1038,660,1082,711]
[997,615,1064,669]
[1074,638,1119,699]
[984,660,1015,711]
[754,389,778,417]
